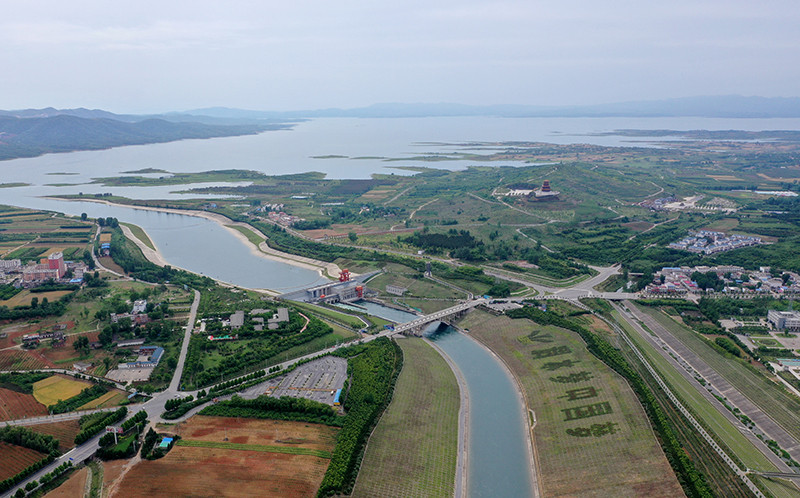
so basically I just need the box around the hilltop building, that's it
[531,180,560,200]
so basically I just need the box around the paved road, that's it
[623,301,800,464]
[169,290,200,392]
[1,407,121,427]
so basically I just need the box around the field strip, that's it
[606,307,766,497]
[176,439,332,458]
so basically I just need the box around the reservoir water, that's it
[4,196,328,293]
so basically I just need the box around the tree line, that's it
[318,338,404,497]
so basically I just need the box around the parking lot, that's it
[251,356,348,406]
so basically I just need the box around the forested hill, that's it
[0,114,284,160]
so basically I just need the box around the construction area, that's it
[249,356,348,406]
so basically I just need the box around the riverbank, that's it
[52,197,340,282]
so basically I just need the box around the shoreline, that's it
[51,197,341,281]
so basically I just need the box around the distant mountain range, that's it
[0,111,289,161]
[190,96,800,119]
[2,95,799,161]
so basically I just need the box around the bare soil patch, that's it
[174,416,338,452]
[0,441,46,481]
[112,446,330,498]
[112,417,337,497]
[44,466,88,498]
[27,419,81,451]
[0,387,48,421]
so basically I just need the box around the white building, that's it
[768,310,800,331]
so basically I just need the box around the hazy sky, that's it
[1,1,798,113]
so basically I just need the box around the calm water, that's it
[431,326,534,498]
[328,300,536,497]
[5,196,328,292]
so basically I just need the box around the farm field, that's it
[351,338,459,498]
[0,441,46,481]
[0,350,51,370]
[44,466,88,498]
[0,290,73,309]
[32,374,93,406]
[77,390,127,410]
[113,417,337,498]
[637,304,800,443]
[0,388,47,421]
[28,419,82,451]
[174,416,338,452]
[459,310,683,497]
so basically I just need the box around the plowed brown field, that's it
[0,350,52,370]
[0,387,47,421]
[27,420,81,451]
[0,441,46,481]
[113,417,338,498]
[175,416,338,451]
[113,447,330,498]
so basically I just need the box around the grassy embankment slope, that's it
[460,309,683,497]
[351,338,459,498]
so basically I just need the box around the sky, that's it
[1,1,798,113]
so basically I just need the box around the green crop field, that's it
[460,310,683,497]
[637,304,800,444]
[351,338,459,498]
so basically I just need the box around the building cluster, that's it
[214,307,291,335]
[110,299,151,326]
[22,326,66,348]
[638,196,678,211]
[644,265,800,296]
[0,252,88,288]
[668,230,762,255]
[259,203,285,212]
[505,180,560,200]
[99,233,111,256]
[116,345,164,369]
[267,210,304,227]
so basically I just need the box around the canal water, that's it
[343,301,535,497]
[430,326,535,498]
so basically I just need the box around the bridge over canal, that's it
[392,298,488,336]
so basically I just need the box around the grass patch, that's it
[352,338,458,498]
[120,222,155,250]
[460,310,683,496]
[226,224,264,246]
